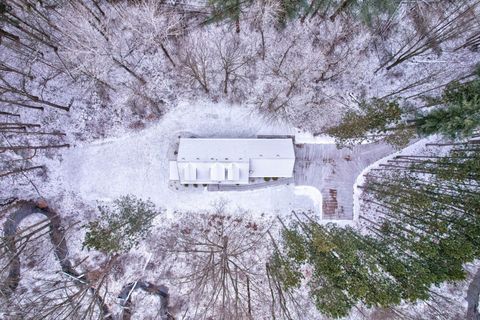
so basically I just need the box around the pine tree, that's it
[207,0,252,31]
[362,142,480,289]
[416,75,480,138]
[326,98,411,148]
[273,142,480,318]
[354,0,402,26]
[327,71,480,148]
[83,195,161,254]
[274,216,404,318]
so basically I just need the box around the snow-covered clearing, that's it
[48,101,319,217]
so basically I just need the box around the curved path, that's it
[467,267,480,320]
[2,200,172,319]
[2,201,75,291]
[1,201,112,318]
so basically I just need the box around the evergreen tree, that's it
[326,98,412,148]
[274,217,404,318]
[277,0,308,23]
[362,143,480,294]
[416,75,480,138]
[354,0,402,26]
[0,1,11,14]
[327,72,480,148]
[207,0,252,29]
[83,195,161,254]
[327,0,403,25]
[273,142,480,318]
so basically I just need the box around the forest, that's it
[0,0,480,319]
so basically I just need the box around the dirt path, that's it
[1,200,112,319]
[2,201,75,292]
[467,267,480,320]
[2,200,173,319]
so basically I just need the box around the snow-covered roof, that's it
[172,138,295,184]
[177,138,295,161]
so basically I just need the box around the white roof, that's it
[172,138,295,184]
[177,138,295,161]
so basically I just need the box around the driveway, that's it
[294,142,395,220]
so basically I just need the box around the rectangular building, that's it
[169,138,295,185]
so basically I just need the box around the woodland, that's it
[0,0,480,319]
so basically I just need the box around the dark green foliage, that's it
[353,0,402,26]
[277,0,308,23]
[273,144,480,318]
[268,249,303,289]
[328,73,480,148]
[326,98,411,148]
[0,1,11,14]
[207,0,251,23]
[83,195,160,254]
[206,0,402,26]
[274,221,403,318]
[277,0,402,25]
[416,77,480,138]
[363,146,480,298]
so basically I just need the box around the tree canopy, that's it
[326,98,413,148]
[273,142,480,318]
[206,0,404,26]
[327,71,480,148]
[83,195,161,254]
[416,75,480,138]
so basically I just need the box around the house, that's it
[169,138,295,185]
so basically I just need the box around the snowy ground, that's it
[294,141,395,221]
[1,0,479,318]
[46,101,322,218]
[44,99,403,223]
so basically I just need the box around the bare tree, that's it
[151,202,298,319]
[178,30,215,93]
